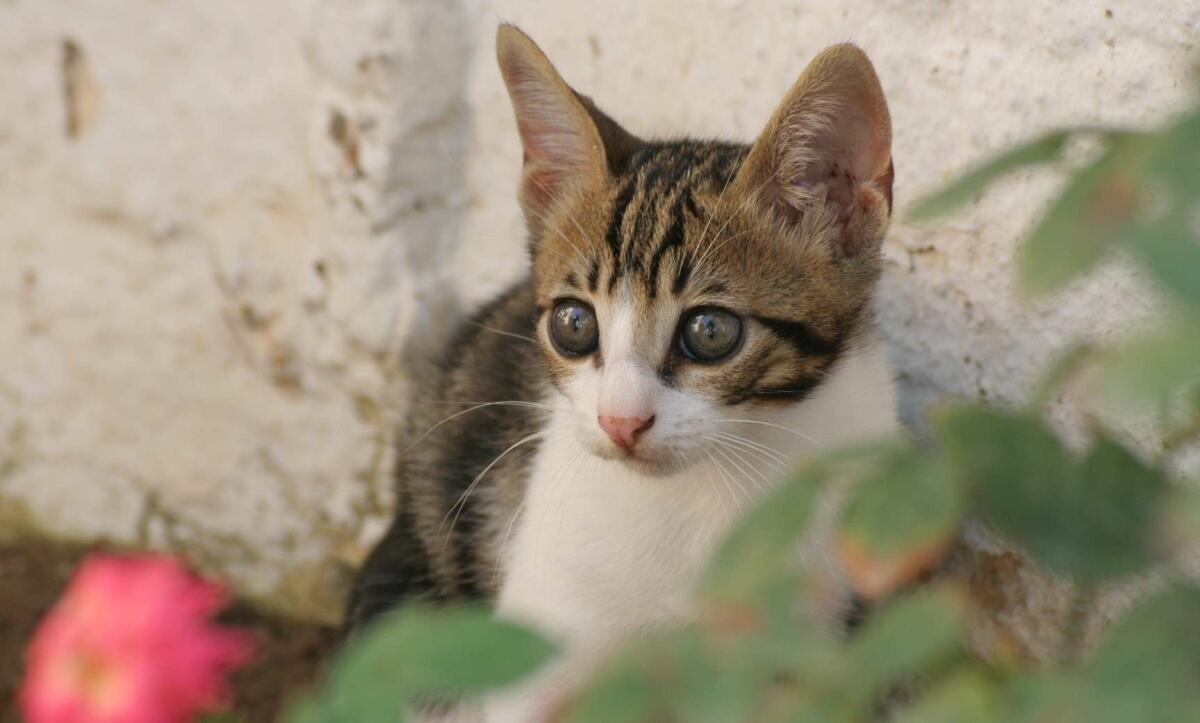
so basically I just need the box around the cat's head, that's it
[497,25,893,474]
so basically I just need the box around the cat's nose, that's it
[598,414,655,450]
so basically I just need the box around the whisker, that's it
[494,439,583,584]
[519,184,594,270]
[713,418,825,447]
[493,494,529,585]
[400,401,560,457]
[464,319,539,345]
[714,429,793,462]
[535,441,589,579]
[411,399,560,407]
[710,441,768,498]
[692,172,778,275]
[693,225,761,274]
[716,439,783,497]
[439,430,549,549]
[555,443,586,540]
[708,446,754,506]
[691,159,741,274]
[712,433,790,474]
[703,449,739,509]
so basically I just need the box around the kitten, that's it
[347,24,897,719]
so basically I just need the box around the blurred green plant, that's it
[290,86,1200,722]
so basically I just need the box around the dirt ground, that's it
[0,540,340,723]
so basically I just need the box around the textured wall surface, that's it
[1,0,1197,626]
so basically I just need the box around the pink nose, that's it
[598,414,655,449]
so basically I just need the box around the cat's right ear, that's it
[496,25,636,229]
[733,44,893,259]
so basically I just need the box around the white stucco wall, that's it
[2,1,1197,625]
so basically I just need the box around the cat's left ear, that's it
[496,25,638,231]
[734,44,893,258]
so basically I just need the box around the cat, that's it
[346,23,897,721]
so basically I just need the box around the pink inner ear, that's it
[828,108,889,184]
[512,87,593,206]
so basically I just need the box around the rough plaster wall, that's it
[1,0,1197,634]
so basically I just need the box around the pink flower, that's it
[20,554,254,723]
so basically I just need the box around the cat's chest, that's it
[495,428,745,642]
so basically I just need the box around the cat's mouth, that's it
[589,441,686,477]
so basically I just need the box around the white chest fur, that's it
[476,337,898,723]
[496,336,899,644]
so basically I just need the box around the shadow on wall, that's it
[376,2,476,376]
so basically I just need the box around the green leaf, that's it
[566,629,762,723]
[1070,439,1169,578]
[359,606,555,693]
[1105,109,1200,305]
[909,131,1074,220]
[724,575,840,678]
[670,646,761,723]
[282,698,343,723]
[1096,322,1200,410]
[839,444,963,598]
[697,465,823,604]
[895,669,1001,723]
[1081,586,1200,723]
[1161,485,1200,561]
[1002,671,1085,723]
[844,587,966,702]
[564,664,658,723]
[1125,216,1200,309]
[1020,132,1152,297]
[938,407,1166,582]
[1140,107,1200,201]
[317,605,556,723]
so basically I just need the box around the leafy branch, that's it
[292,75,1200,723]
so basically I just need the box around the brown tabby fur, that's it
[346,25,893,633]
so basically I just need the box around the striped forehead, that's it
[586,141,749,299]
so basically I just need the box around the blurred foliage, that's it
[291,85,1200,721]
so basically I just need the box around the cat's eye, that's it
[679,308,743,362]
[549,299,599,356]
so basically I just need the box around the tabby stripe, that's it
[672,252,693,296]
[618,173,658,285]
[586,257,600,292]
[604,177,637,290]
[753,316,839,357]
[646,194,688,298]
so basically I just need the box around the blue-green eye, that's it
[679,308,742,362]
[549,299,599,356]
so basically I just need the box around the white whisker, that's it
[714,418,825,447]
[710,441,767,498]
[708,446,754,506]
[703,449,738,509]
[493,495,529,584]
[439,430,549,548]
[465,319,539,345]
[711,431,792,470]
[692,159,741,273]
[401,401,561,457]
[692,172,778,275]
[520,182,594,270]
